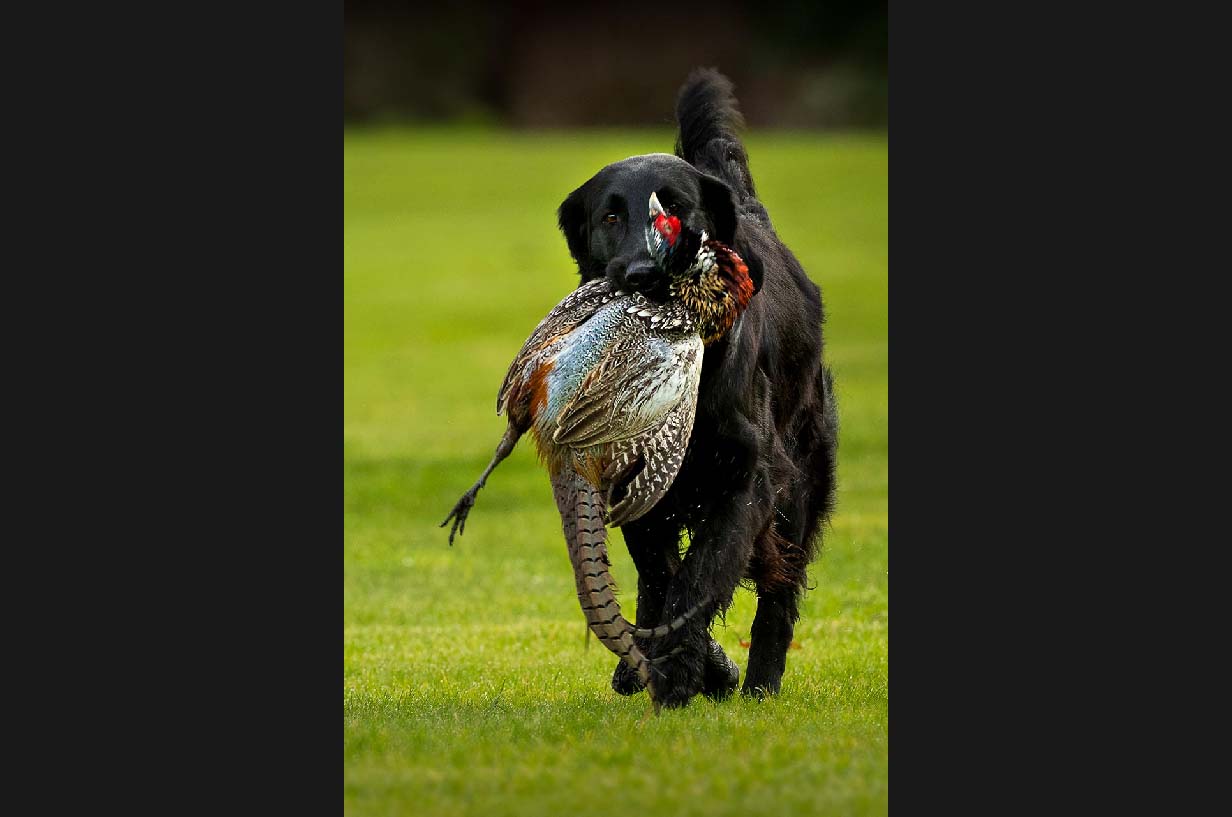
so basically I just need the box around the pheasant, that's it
[442,191,755,706]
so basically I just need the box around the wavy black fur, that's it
[558,69,838,707]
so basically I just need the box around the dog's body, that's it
[556,70,838,706]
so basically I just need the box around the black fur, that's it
[557,68,838,707]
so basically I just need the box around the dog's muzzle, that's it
[622,259,660,292]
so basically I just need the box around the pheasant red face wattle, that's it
[653,212,680,246]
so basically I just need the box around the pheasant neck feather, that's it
[671,240,754,345]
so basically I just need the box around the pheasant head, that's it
[645,191,754,344]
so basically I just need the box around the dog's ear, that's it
[557,183,591,273]
[700,173,763,294]
[698,173,737,246]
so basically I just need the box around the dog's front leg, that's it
[610,511,680,696]
[648,420,772,708]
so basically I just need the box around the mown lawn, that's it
[344,128,887,816]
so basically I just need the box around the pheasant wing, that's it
[496,279,617,416]
[553,330,703,450]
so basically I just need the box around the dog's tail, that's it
[675,68,756,200]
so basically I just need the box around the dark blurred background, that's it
[344,0,887,128]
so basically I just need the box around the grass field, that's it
[344,128,887,816]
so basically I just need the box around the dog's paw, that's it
[741,666,783,699]
[611,658,645,696]
[648,632,707,709]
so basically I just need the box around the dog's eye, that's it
[602,213,619,224]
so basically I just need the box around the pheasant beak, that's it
[649,191,666,219]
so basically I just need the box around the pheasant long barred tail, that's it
[551,471,654,692]
[552,471,713,706]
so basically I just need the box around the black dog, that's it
[555,69,838,707]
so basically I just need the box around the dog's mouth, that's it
[614,273,671,303]
[634,283,670,304]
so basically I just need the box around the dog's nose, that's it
[623,260,659,291]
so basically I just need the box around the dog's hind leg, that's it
[743,585,801,698]
[744,371,837,697]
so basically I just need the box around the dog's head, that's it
[557,153,760,298]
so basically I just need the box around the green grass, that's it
[345,128,887,816]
